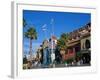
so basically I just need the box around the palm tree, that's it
[57,33,69,50]
[57,33,69,60]
[24,27,37,58]
[23,18,27,27]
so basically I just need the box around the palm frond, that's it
[24,27,37,40]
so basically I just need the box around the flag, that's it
[42,24,47,31]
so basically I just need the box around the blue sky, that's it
[23,10,91,55]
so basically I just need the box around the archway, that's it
[85,39,90,49]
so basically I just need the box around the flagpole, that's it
[51,18,54,55]
[51,18,55,66]
[51,18,54,35]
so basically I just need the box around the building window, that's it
[85,39,90,49]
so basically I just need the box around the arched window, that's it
[85,39,90,49]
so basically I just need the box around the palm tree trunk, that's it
[30,38,32,59]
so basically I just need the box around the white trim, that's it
[11,1,18,78]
